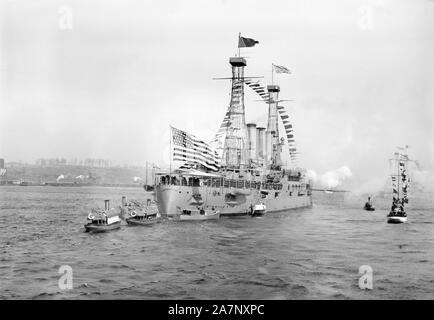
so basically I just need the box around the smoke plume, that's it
[307,166,353,189]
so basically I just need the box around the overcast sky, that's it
[1,0,433,186]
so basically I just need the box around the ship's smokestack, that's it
[256,127,266,162]
[265,130,273,167]
[246,123,257,164]
[104,200,110,211]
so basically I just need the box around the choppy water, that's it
[0,186,433,299]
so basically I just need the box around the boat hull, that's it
[387,215,407,224]
[177,213,220,221]
[155,184,312,217]
[84,221,121,232]
[251,210,266,217]
[252,204,266,216]
[126,217,161,226]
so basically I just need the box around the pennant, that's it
[273,64,291,74]
[238,36,259,48]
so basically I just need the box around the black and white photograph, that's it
[0,0,433,308]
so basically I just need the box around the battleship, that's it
[154,36,313,216]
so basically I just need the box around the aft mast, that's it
[266,84,284,170]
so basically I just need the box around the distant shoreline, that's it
[0,183,144,188]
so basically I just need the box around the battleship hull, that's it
[155,184,312,216]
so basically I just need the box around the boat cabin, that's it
[89,218,108,225]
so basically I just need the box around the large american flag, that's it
[171,126,221,171]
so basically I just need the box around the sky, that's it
[1,0,433,189]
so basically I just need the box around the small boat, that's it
[363,202,375,211]
[123,199,161,226]
[251,203,266,216]
[126,213,160,225]
[230,187,252,196]
[176,208,220,221]
[84,200,121,232]
[363,196,375,211]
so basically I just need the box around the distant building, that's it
[35,157,113,168]
[0,158,6,183]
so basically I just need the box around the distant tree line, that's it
[35,158,113,168]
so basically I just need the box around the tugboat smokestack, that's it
[104,200,110,211]
[122,196,126,205]
[121,196,126,214]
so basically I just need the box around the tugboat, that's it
[387,146,411,224]
[125,199,161,226]
[250,203,267,216]
[175,207,220,221]
[363,197,375,211]
[84,200,121,232]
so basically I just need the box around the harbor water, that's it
[0,186,433,299]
